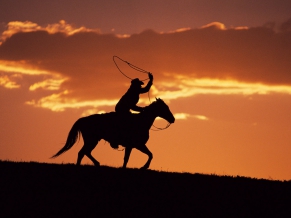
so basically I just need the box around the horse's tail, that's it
[51,119,81,158]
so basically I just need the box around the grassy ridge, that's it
[1,161,290,217]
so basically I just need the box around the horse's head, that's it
[153,98,175,124]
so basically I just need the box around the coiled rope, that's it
[113,55,149,80]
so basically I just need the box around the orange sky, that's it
[1,1,291,180]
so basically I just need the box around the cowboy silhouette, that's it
[116,72,153,113]
[110,72,154,149]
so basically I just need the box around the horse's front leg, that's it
[122,147,132,168]
[135,144,153,170]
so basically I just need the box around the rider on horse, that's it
[110,72,154,149]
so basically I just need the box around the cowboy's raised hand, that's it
[148,72,153,80]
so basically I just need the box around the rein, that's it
[150,122,171,131]
[147,98,171,131]
[143,101,172,131]
[113,55,171,131]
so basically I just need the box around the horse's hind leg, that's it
[77,148,84,165]
[77,145,87,166]
[86,151,100,167]
[77,141,100,166]
[122,147,132,168]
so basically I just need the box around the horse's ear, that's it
[155,97,158,101]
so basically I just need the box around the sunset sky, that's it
[1,0,291,180]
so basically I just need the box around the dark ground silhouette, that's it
[1,160,290,217]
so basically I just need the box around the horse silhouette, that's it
[51,98,175,169]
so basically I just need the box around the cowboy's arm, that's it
[140,73,153,94]
[131,105,144,112]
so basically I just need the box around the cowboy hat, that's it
[131,78,144,85]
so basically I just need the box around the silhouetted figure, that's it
[115,73,154,113]
[51,98,175,170]
[110,73,154,149]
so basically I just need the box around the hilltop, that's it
[0,161,290,217]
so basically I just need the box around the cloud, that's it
[0,60,52,75]
[0,74,20,88]
[0,20,97,44]
[25,90,118,112]
[174,113,209,121]
[201,22,226,30]
[0,20,291,112]
[29,77,67,91]
[156,77,291,99]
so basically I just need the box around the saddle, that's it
[105,111,138,123]
[104,112,140,149]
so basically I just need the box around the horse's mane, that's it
[142,100,159,113]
